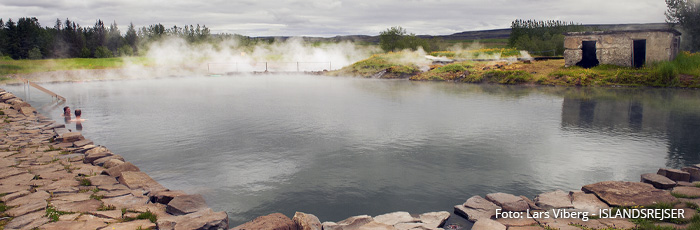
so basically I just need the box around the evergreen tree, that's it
[666,0,700,51]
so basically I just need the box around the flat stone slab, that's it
[103,219,156,230]
[672,186,700,198]
[102,194,149,209]
[6,190,49,207]
[40,220,108,230]
[151,190,187,204]
[495,212,538,227]
[455,195,499,222]
[641,173,676,189]
[472,219,506,230]
[659,168,690,182]
[59,132,84,143]
[118,171,166,193]
[231,213,298,230]
[4,210,49,230]
[0,184,30,195]
[418,211,450,228]
[7,200,46,217]
[570,191,609,214]
[88,175,119,187]
[534,190,574,210]
[103,162,140,178]
[51,193,92,204]
[87,210,124,220]
[486,192,529,212]
[374,211,416,226]
[581,181,677,206]
[157,208,229,230]
[166,194,208,216]
[54,199,103,213]
[598,219,637,229]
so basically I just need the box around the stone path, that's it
[0,89,228,230]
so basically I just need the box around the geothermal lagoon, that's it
[5,74,700,226]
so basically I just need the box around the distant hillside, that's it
[252,23,671,43]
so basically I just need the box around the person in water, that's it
[62,106,71,122]
[70,109,86,122]
[70,109,85,131]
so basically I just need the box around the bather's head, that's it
[75,109,81,117]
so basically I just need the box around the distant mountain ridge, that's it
[253,23,671,43]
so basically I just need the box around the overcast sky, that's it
[2,0,668,37]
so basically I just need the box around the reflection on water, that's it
[3,75,700,226]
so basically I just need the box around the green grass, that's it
[45,205,72,222]
[410,62,473,81]
[0,56,152,77]
[328,51,422,78]
[124,210,158,223]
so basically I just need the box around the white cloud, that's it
[0,0,668,37]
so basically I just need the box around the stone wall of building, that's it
[564,30,680,67]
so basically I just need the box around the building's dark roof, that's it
[564,29,681,36]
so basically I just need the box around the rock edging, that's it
[0,89,228,230]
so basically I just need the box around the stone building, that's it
[563,29,681,68]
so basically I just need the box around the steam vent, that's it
[563,29,681,68]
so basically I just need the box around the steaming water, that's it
[5,75,700,227]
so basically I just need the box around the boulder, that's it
[486,193,529,211]
[117,171,166,193]
[581,181,677,206]
[158,208,229,230]
[231,213,298,230]
[454,195,499,222]
[683,167,700,182]
[374,211,416,226]
[150,190,187,204]
[641,173,676,189]
[658,168,691,182]
[59,132,84,143]
[672,186,700,198]
[293,212,322,230]
[355,221,395,230]
[534,190,574,209]
[102,162,140,178]
[570,191,609,214]
[166,194,208,216]
[472,219,506,230]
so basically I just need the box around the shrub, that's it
[27,47,42,60]
[94,46,113,58]
[654,61,680,87]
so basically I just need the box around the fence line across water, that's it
[207,61,332,74]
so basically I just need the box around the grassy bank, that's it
[410,51,700,88]
[0,56,152,77]
[327,51,424,78]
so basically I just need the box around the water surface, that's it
[5,75,700,226]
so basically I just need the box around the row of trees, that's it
[379,26,432,52]
[666,0,699,51]
[508,19,587,56]
[0,17,213,59]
